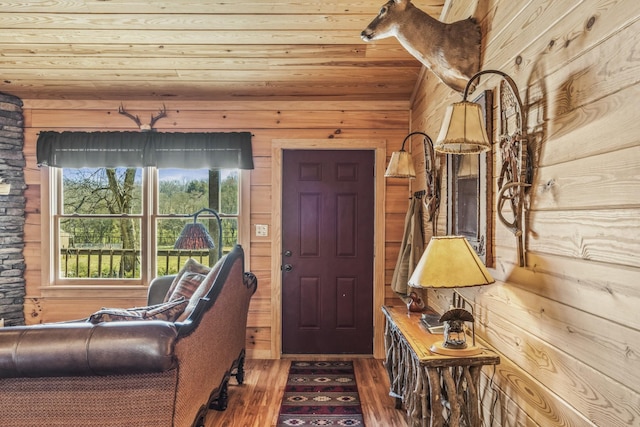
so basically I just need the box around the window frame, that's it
[44,166,249,288]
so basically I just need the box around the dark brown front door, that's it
[281,149,374,354]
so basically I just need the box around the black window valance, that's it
[36,131,254,169]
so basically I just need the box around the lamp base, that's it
[430,341,484,356]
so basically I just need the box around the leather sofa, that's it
[0,244,257,427]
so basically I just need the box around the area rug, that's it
[277,360,365,426]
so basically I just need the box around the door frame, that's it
[271,139,387,359]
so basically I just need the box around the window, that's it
[155,168,239,275]
[37,130,253,286]
[53,166,241,284]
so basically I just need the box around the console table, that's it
[382,306,500,427]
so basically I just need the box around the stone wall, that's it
[0,92,26,326]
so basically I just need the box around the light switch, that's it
[255,224,268,237]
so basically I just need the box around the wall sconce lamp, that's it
[439,69,531,266]
[434,69,515,154]
[385,131,440,234]
[385,131,434,179]
[408,235,495,355]
[174,208,223,259]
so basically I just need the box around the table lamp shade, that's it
[408,236,494,289]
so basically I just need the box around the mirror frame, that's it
[446,90,494,266]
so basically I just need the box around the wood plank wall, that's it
[410,0,640,426]
[16,0,640,424]
[20,99,412,358]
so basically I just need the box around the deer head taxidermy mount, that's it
[118,104,168,132]
[361,0,482,93]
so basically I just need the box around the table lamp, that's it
[408,235,494,355]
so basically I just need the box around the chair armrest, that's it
[0,321,178,378]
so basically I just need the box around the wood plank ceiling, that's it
[0,1,445,102]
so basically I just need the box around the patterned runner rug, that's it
[277,360,365,426]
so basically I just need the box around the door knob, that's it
[282,264,293,272]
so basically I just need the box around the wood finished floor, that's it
[206,358,410,427]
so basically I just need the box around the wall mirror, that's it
[446,90,493,266]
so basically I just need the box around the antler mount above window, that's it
[118,104,168,132]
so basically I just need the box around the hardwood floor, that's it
[206,358,410,427]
